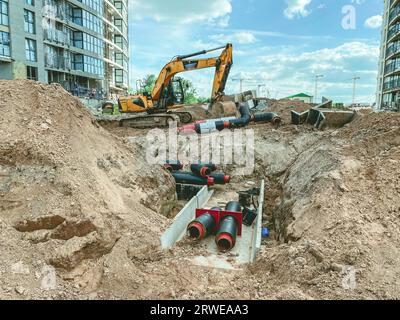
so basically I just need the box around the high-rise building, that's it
[0,0,129,98]
[377,0,400,111]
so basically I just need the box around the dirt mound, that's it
[250,112,400,299]
[264,99,315,124]
[0,80,175,298]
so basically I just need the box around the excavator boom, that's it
[151,43,233,107]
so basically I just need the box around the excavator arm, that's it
[151,43,233,109]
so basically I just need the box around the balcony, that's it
[389,4,400,25]
[43,29,70,46]
[45,54,72,70]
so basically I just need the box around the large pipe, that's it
[171,172,214,186]
[165,161,183,171]
[215,202,241,251]
[215,215,238,251]
[253,113,281,125]
[192,162,218,172]
[225,201,242,213]
[187,212,217,240]
[190,164,212,177]
[210,173,231,185]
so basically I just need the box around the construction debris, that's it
[291,99,356,129]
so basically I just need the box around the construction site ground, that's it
[1,80,400,300]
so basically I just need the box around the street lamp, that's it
[314,74,324,103]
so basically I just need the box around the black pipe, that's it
[252,112,280,124]
[187,213,217,240]
[215,215,238,251]
[225,201,242,213]
[171,172,214,186]
[190,164,212,177]
[192,162,218,172]
[165,161,183,171]
[210,173,231,185]
[227,103,251,129]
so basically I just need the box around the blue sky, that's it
[129,0,384,103]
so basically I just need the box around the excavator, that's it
[100,43,233,128]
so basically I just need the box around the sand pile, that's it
[0,80,175,298]
[249,111,400,299]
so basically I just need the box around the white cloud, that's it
[364,15,383,29]
[130,0,232,26]
[284,0,312,19]
[210,32,258,45]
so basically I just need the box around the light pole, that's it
[257,84,266,97]
[314,74,324,103]
[352,76,360,105]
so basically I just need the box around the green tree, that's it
[138,74,208,104]
[139,74,156,94]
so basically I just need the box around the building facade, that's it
[0,0,129,98]
[377,0,400,111]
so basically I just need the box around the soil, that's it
[1,80,399,300]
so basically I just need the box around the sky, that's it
[129,0,384,104]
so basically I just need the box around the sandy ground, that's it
[0,80,399,300]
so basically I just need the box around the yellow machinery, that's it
[108,44,233,128]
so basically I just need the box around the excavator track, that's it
[167,110,193,124]
[119,114,180,129]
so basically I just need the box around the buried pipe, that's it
[187,207,220,240]
[215,201,241,251]
[171,172,215,187]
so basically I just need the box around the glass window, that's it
[24,10,36,34]
[25,0,35,6]
[27,66,38,80]
[25,38,37,62]
[0,31,10,57]
[0,0,8,26]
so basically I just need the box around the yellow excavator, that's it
[101,43,233,128]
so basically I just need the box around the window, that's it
[25,38,37,62]
[73,54,103,76]
[27,66,38,80]
[24,10,35,34]
[0,0,8,26]
[25,0,35,5]
[0,31,10,57]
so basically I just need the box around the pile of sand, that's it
[0,80,175,298]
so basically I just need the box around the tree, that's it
[139,74,156,94]
[138,74,208,104]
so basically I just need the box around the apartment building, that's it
[0,0,129,98]
[377,0,400,111]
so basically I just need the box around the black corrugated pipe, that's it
[171,172,215,186]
